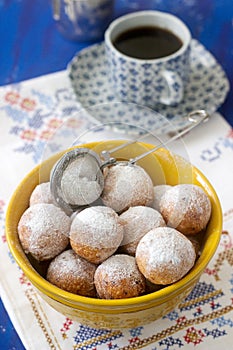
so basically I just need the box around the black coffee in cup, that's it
[113,26,183,59]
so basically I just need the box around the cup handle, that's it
[159,70,183,105]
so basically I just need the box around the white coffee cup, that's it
[105,10,191,106]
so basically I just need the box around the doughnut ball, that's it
[160,184,211,235]
[119,206,166,256]
[47,249,97,297]
[94,254,146,299]
[136,227,196,285]
[151,185,172,212]
[60,155,103,206]
[18,203,70,261]
[101,163,154,213]
[30,182,55,206]
[70,206,124,264]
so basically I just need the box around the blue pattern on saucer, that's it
[68,40,230,134]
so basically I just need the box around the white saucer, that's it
[68,39,230,134]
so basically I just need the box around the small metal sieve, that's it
[50,109,209,214]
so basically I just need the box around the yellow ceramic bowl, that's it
[6,140,222,329]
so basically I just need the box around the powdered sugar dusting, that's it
[47,249,96,280]
[94,254,146,298]
[96,254,140,281]
[27,203,70,236]
[160,184,211,234]
[29,182,55,206]
[18,203,70,260]
[120,206,166,246]
[136,227,196,284]
[47,249,96,296]
[101,163,154,213]
[151,185,172,212]
[70,206,123,248]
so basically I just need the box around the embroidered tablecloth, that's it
[0,70,233,350]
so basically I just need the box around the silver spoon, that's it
[50,109,209,214]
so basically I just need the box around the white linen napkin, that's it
[0,71,233,350]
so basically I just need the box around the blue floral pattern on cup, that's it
[105,43,191,107]
[68,40,230,134]
[104,11,192,106]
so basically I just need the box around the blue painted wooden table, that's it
[0,1,232,349]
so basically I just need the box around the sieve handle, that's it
[101,109,210,162]
[128,109,209,165]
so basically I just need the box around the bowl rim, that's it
[5,141,222,309]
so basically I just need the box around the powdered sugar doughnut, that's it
[119,206,166,256]
[136,227,196,285]
[47,249,97,297]
[70,206,124,264]
[160,184,211,235]
[94,254,146,299]
[18,203,70,261]
[151,185,172,212]
[30,182,55,206]
[101,163,154,213]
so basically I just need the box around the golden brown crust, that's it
[119,206,165,256]
[70,241,118,265]
[47,249,97,297]
[136,227,196,285]
[70,206,124,264]
[18,203,70,261]
[160,184,211,235]
[94,254,146,299]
